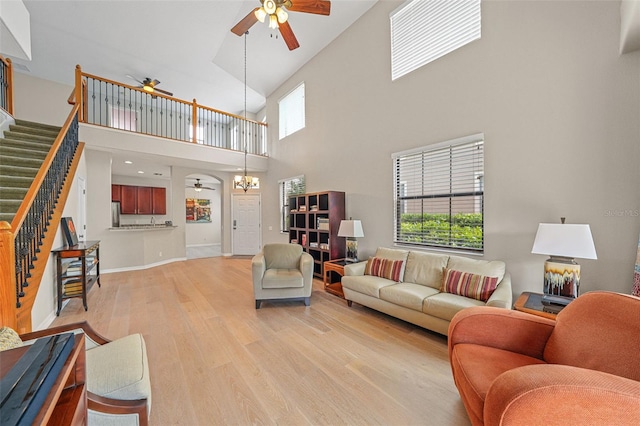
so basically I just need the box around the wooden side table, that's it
[323,258,351,298]
[513,292,559,320]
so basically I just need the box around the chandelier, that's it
[234,31,260,192]
[254,0,289,30]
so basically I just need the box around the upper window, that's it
[390,0,481,81]
[393,134,485,252]
[279,82,305,140]
[279,175,306,232]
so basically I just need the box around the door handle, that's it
[233,219,237,230]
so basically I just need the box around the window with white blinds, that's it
[278,82,305,140]
[393,134,484,252]
[390,0,481,81]
[279,175,306,232]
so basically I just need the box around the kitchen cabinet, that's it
[113,184,166,215]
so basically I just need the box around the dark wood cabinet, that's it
[113,184,166,215]
[288,191,345,279]
[152,187,166,215]
[111,184,121,202]
[137,187,153,215]
[119,185,138,214]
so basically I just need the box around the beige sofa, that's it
[342,247,512,336]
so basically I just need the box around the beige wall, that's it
[261,0,640,298]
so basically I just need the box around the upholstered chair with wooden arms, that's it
[448,291,640,426]
[18,321,151,426]
[252,243,314,309]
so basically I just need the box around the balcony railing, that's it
[0,55,13,114]
[73,65,267,156]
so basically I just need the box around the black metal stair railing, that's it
[0,55,13,114]
[13,113,79,307]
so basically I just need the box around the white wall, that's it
[261,0,640,298]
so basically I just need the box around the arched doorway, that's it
[185,173,222,259]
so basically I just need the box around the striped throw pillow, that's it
[442,268,498,302]
[365,257,404,282]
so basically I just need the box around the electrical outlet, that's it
[159,251,162,257]
[268,226,273,231]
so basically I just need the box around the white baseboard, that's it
[102,257,187,274]
[186,243,221,248]
[34,303,66,331]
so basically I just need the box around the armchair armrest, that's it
[88,391,149,424]
[20,321,110,347]
[252,253,266,288]
[485,364,640,425]
[344,260,367,276]
[486,272,512,308]
[448,307,555,362]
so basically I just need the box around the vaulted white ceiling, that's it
[12,0,377,116]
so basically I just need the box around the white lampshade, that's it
[531,223,597,260]
[338,220,364,238]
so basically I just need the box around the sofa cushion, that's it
[447,255,506,283]
[365,257,404,282]
[342,275,397,298]
[450,343,546,424]
[442,268,499,302]
[403,251,449,289]
[374,247,410,280]
[380,283,440,311]
[263,243,303,270]
[86,333,152,406]
[423,292,485,321]
[262,269,304,288]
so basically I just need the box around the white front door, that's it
[232,193,261,255]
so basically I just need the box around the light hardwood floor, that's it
[53,257,471,425]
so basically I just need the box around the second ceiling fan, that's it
[231,0,331,51]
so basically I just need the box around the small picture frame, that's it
[61,217,79,247]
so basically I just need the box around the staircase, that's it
[0,119,62,224]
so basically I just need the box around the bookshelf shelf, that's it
[52,241,101,315]
[288,191,345,279]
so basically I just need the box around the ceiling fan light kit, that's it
[232,0,331,51]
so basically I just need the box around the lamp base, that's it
[346,238,359,263]
[543,256,580,299]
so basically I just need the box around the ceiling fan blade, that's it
[231,8,260,36]
[152,79,160,86]
[279,21,300,51]
[127,74,144,85]
[154,87,174,97]
[286,0,331,16]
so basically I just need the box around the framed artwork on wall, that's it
[61,217,79,246]
[186,198,212,223]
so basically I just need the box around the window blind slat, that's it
[391,0,481,80]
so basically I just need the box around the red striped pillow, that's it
[365,257,404,282]
[442,268,498,302]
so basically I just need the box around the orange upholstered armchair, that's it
[448,291,640,426]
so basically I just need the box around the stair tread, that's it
[2,131,57,143]
[1,138,54,151]
[0,145,48,159]
[14,119,62,132]
[9,125,60,138]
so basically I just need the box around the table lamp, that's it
[531,218,597,301]
[338,219,364,262]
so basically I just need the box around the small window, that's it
[278,82,305,140]
[393,134,485,252]
[279,175,306,232]
[390,0,481,80]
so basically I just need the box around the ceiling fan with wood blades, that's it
[127,75,174,96]
[186,179,216,192]
[231,0,331,51]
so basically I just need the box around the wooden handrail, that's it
[10,103,80,232]
[0,221,17,329]
[0,55,14,115]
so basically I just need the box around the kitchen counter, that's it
[110,224,177,231]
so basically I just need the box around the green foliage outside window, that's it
[399,213,483,250]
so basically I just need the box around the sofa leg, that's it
[255,300,261,309]
[347,300,352,307]
[304,297,310,306]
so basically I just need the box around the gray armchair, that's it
[252,243,314,309]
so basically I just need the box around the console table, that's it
[52,241,100,315]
